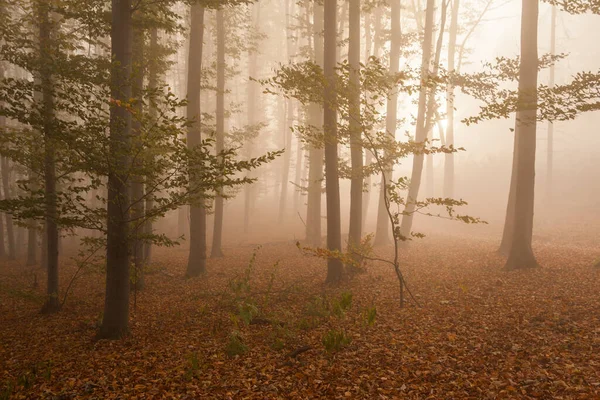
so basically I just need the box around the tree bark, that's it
[374,0,401,246]
[546,4,556,201]
[0,157,15,260]
[130,24,145,291]
[504,0,539,270]
[324,0,344,284]
[98,0,133,338]
[305,2,324,247]
[38,2,59,314]
[399,0,435,239]
[445,0,459,199]
[185,3,207,277]
[144,26,159,265]
[244,4,260,234]
[347,0,363,264]
[211,9,225,258]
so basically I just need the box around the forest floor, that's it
[1,235,599,399]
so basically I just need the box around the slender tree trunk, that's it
[347,0,363,264]
[278,0,297,223]
[504,0,539,270]
[374,0,401,246]
[144,26,159,265]
[211,9,225,258]
[26,220,36,266]
[305,2,324,247]
[399,0,435,239]
[185,4,207,277]
[445,0,459,199]
[35,0,59,316]
[130,25,145,290]
[546,4,556,201]
[244,4,260,234]
[425,0,448,198]
[98,0,133,338]
[1,157,15,260]
[324,0,343,284]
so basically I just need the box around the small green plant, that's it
[306,295,330,318]
[184,352,203,381]
[322,329,352,352]
[0,381,13,400]
[331,291,353,317]
[363,305,377,327]
[225,331,248,357]
[237,301,259,326]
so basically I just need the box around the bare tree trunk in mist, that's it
[37,1,59,315]
[348,0,363,265]
[424,0,448,199]
[546,4,556,201]
[324,0,344,284]
[26,220,36,266]
[244,4,261,234]
[0,118,5,258]
[211,9,225,258]
[1,157,15,260]
[399,0,435,240]
[445,0,459,199]
[130,25,145,291]
[505,0,539,271]
[293,126,303,213]
[278,0,296,224]
[336,1,348,65]
[305,2,324,247]
[374,0,401,247]
[186,4,207,277]
[144,26,159,265]
[363,7,382,231]
[99,0,132,338]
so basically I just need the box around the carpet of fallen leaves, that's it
[1,234,599,399]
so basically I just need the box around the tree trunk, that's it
[98,0,133,338]
[504,0,539,270]
[211,9,225,258]
[399,0,435,239]
[546,4,556,201]
[244,4,260,234]
[1,157,15,260]
[305,2,324,247]
[144,26,159,265]
[26,221,36,266]
[347,0,362,264]
[38,2,59,315]
[130,25,145,291]
[445,0,459,199]
[185,3,207,277]
[374,0,401,246]
[324,0,344,284]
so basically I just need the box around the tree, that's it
[98,0,134,339]
[399,0,436,240]
[186,2,208,277]
[37,0,60,314]
[504,0,540,270]
[324,0,343,284]
[445,0,460,199]
[347,0,362,265]
[373,0,400,246]
[211,8,225,258]
[305,1,324,247]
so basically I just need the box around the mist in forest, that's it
[1,0,600,398]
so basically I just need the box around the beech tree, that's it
[323,0,344,284]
